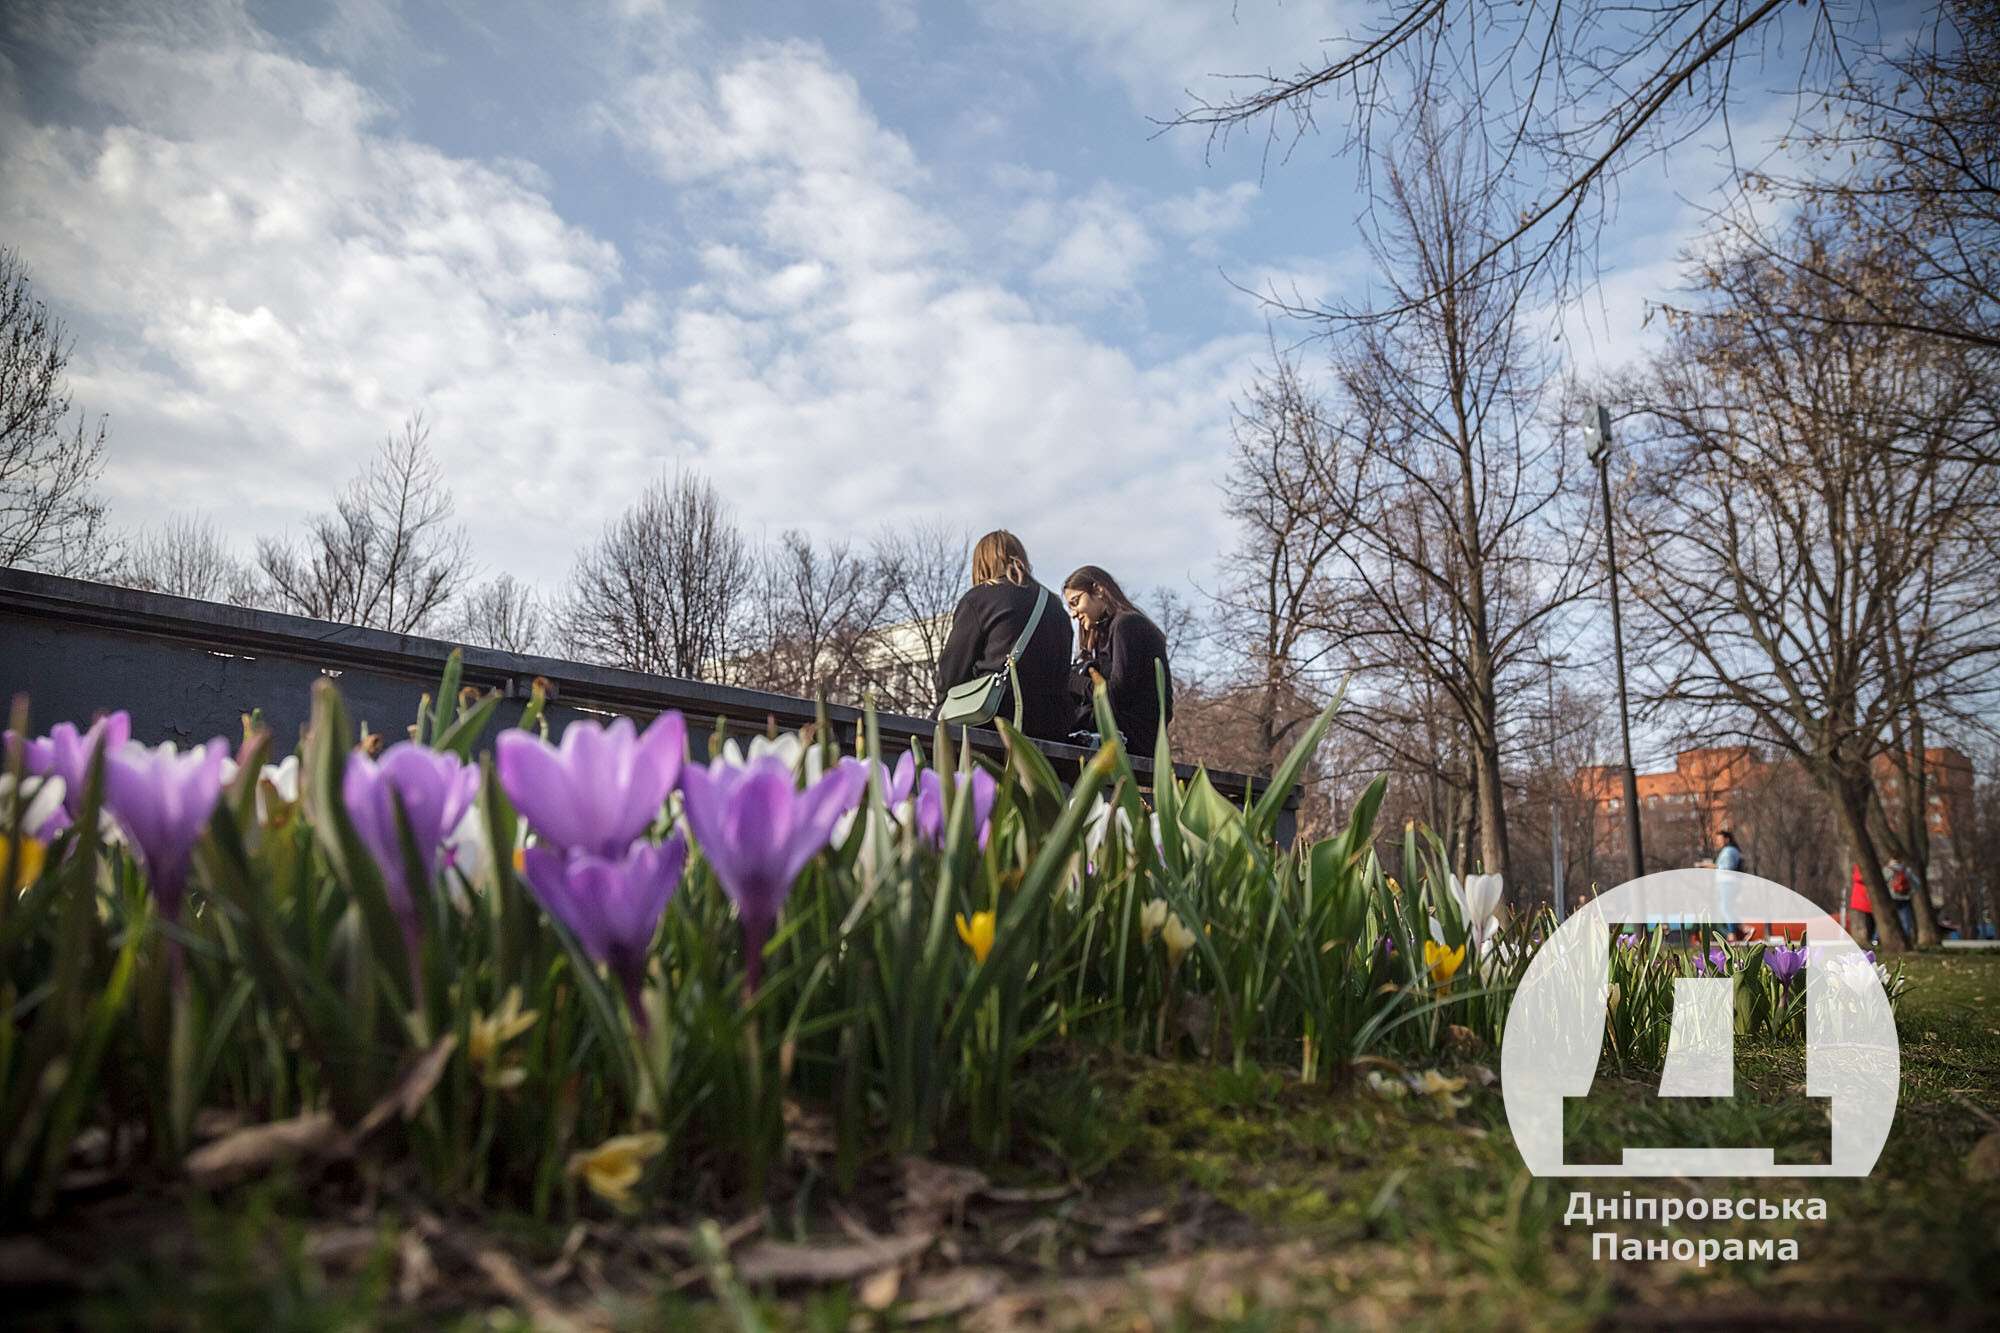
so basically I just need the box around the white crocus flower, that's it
[719,732,809,773]
[0,773,66,839]
[443,803,530,903]
[261,754,301,805]
[1083,796,1133,856]
[1366,1070,1407,1100]
[1451,872,1504,945]
[220,754,304,825]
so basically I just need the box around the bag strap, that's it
[1004,586,1049,671]
[1001,587,1048,731]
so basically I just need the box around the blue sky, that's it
[0,0,1843,637]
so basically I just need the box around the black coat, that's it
[934,581,1076,741]
[1070,609,1173,757]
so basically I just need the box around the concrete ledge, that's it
[0,566,1297,839]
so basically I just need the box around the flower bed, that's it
[0,657,1903,1230]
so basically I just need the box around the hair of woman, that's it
[1062,563,1140,653]
[971,529,1033,587]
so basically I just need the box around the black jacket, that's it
[934,581,1075,741]
[1071,609,1174,757]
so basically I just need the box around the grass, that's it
[21,954,2000,1330]
[1062,951,2000,1328]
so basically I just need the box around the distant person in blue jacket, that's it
[1714,829,1745,937]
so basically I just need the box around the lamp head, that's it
[1582,404,1613,463]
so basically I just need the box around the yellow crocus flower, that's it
[569,1132,666,1211]
[955,910,996,965]
[1414,1069,1470,1109]
[1161,913,1197,969]
[1424,940,1465,985]
[468,986,539,1087]
[4,835,45,894]
[1139,897,1169,943]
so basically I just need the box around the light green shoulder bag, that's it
[936,586,1049,730]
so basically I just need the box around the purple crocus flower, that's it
[912,765,998,848]
[3,730,54,776]
[679,756,866,991]
[343,742,481,948]
[521,835,687,1027]
[496,713,686,858]
[47,712,132,815]
[832,754,904,815]
[1692,945,1729,975]
[100,739,228,971]
[1765,944,1808,987]
[882,753,919,807]
[1615,933,1640,950]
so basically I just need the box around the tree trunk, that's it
[1836,778,1911,954]
[1984,861,2000,945]
[1902,726,1941,948]
[1474,729,1510,879]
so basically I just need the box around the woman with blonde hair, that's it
[1062,564,1173,756]
[934,530,1074,740]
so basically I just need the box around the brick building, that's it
[1577,744,1974,892]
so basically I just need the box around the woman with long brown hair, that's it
[1062,564,1173,755]
[933,530,1074,740]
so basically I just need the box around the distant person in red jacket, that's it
[1848,865,1876,946]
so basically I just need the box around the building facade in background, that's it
[1576,746,1977,917]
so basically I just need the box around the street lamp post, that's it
[1584,405,1645,882]
[1544,654,1567,920]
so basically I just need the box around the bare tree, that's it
[1218,337,1355,768]
[1260,117,1595,883]
[255,414,470,633]
[120,513,253,603]
[1505,667,1621,910]
[0,248,112,576]
[445,573,546,656]
[562,469,753,679]
[739,530,896,702]
[1730,759,1846,912]
[1947,748,2000,938]
[1149,586,1205,687]
[1621,213,2000,950]
[872,518,969,709]
[1748,0,2000,355]
[1166,1,1858,314]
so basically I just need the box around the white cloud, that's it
[0,5,670,579]
[6,5,1265,616]
[600,38,1256,583]
[876,0,919,37]
[309,0,427,70]
[1150,181,1260,241]
[1228,255,1361,318]
[977,0,1357,121]
[1026,186,1159,307]
[608,42,957,272]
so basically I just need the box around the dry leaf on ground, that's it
[184,1111,348,1188]
[731,1230,934,1286]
